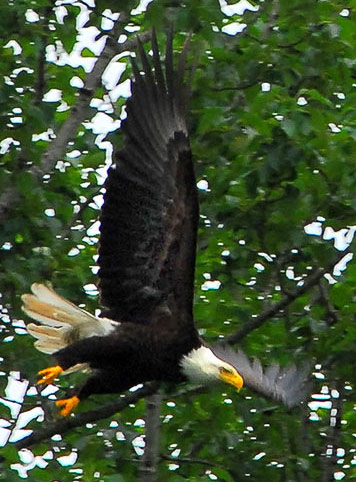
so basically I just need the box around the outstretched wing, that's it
[213,345,310,408]
[98,30,198,324]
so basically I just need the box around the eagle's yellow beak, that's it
[219,368,244,392]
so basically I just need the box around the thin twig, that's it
[61,186,102,239]
[161,454,214,467]
[211,80,260,92]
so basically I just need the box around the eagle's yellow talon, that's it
[37,365,63,385]
[56,395,80,416]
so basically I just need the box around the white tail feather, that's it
[22,283,118,373]
[34,339,66,354]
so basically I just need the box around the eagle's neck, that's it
[180,346,222,383]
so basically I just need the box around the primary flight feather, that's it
[22,30,308,417]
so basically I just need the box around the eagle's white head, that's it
[181,346,243,391]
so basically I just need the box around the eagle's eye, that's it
[220,367,233,375]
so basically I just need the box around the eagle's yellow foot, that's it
[56,395,80,416]
[37,365,63,385]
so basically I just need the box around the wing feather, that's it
[213,345,310,408]
[99,30,197,324]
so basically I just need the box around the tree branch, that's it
[15,382,202,451]
[317,280,340,326]
[139,392,162,482]
[227,249,350,345]
[0,21,151,224]
[15,382,159,450]
[227,267,326,344]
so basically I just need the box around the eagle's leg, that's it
[37,335,113,387]
[54,370,136,416]
[37,365,79,416]
[56,395,80,416]
[37,365,63,385]
[37,337,138,416]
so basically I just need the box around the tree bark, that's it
[321,381,343,482]
[139,391,162,482]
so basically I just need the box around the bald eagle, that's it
[21,31,307,417]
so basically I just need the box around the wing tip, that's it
[212,343,311,408]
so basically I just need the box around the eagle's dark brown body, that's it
[54,321,201,399]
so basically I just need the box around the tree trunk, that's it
[139,391,162,482]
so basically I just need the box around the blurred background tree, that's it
[1,0,356,480]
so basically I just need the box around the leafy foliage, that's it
[1,0,356,481]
